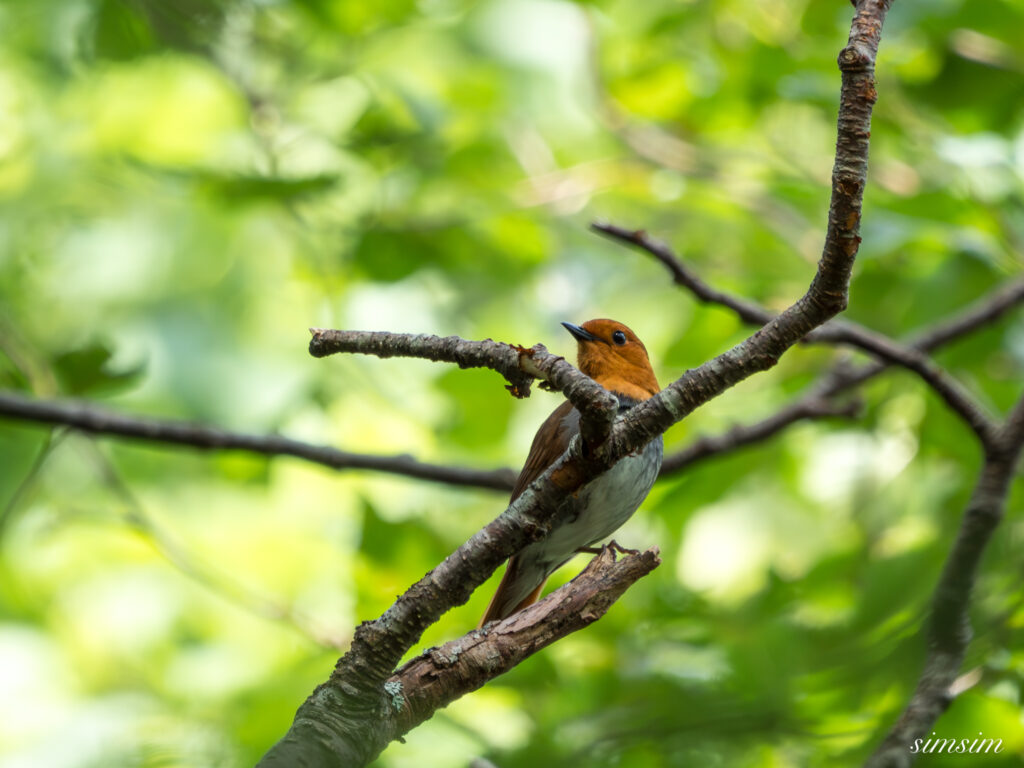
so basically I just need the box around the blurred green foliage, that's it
[0,0,1022,766]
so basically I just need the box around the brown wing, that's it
[509,400,579,501]
[479,400,580,626]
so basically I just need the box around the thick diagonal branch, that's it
[596,0,891,463]
[259,4,893,766]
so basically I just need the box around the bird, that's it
[480,318,663,626]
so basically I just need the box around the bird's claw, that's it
[605,539,641,557]
[575,540,640,558]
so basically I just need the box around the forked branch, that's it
[259,3,894,766]
[592,223,1002,446]
[380,547,660,743]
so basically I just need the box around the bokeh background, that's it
[1,0,1023,766]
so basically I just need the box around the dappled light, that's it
[1,1,1023,767]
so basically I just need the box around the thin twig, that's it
[906,278,1024,351]
[591,222,775,326]
[0,390,517,492]
[0,428,65,538]
[592,222,1004,446]
[660,397,861,475]
[78,438,347,649]
[821,322,999,443]
[659,273,1024,475]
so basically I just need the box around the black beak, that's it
[562,322,599,342]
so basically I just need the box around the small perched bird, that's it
[480,319,662,625]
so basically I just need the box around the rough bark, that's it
[259,3,895,765]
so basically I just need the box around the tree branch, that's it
[381,547,660,744]
[595,0,890,467]
[310,329,620,445]
[590,222,778,326]
[260,548,659,766]
[591,222,1004,446]
[904,278,1024,351]
[260,4,893,765]
[824,323,1000,443]
[659,270,1024,476]
[660,396,862,475]
[0,390,517,492]
[864,392,1024,767]
[309,328,538,398]
[3,275,1016,495]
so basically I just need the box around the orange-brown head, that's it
[562,319,660,402]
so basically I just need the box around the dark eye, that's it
[612,330,627,345]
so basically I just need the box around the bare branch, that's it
[592,222,1003,446]
[591,222,777,326]
[908,277,1024,352]
[660,397,861,475]
[0,390,517,492]
[865,390,1024,767]
[659,274,1024,475]
[310,328,538,398]
[310,329,620,445]
[823,323,1000,443]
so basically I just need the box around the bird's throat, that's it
[596,375,658,402]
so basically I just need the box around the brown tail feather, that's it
[479,559,549,628]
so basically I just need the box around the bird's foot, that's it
[575,540,641,558]
[605,539,641,557]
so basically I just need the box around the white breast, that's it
[520,434,663,573]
